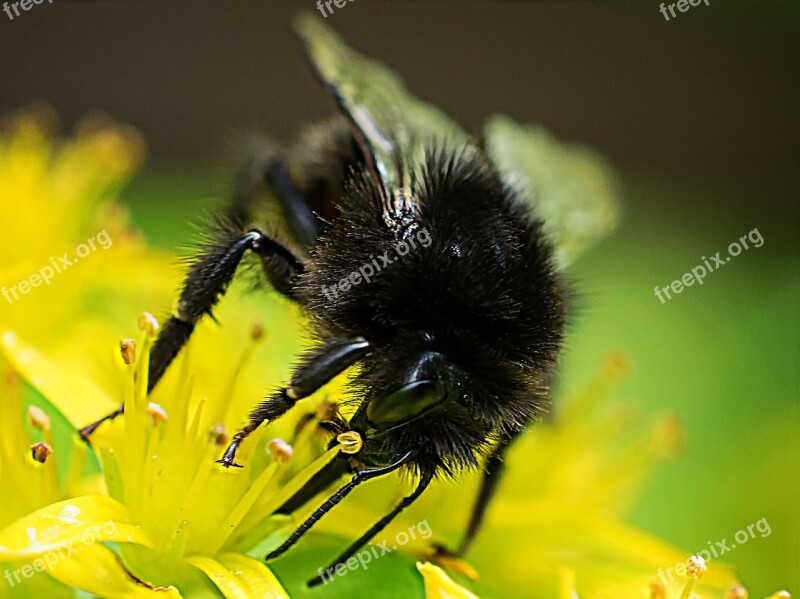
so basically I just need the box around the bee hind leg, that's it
[226,140,323,251]
[432,430,520,560]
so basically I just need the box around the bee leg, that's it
[306,469,435,588]
[78,405,125,439]
[274,454,351,515]
[226,143,322,250]
[217,337,371,468]
[285,116,364,227]
[261,449,420,562]
[435,432,519,558]
[225,142,273,226]
[78,225,303,440]
[264,157,322,250]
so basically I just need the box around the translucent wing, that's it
[484,115,622,268]
[295,14,470,212]
[296,16,620,263]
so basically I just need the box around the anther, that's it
[251,323,265,341]
[120,338,137,365]
[27,406,51,432]
[725,586,748,599]
[686,555,707,579]
[269,438,293,463]
[146,402,168,426]
[649,581,666,599]
[209,423,229,446]
[138,312,159,337]
[30,442,53,463]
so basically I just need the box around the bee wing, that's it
[484,115,622,268]
[295,14,470,202]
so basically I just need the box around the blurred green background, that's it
[1,0,797,596]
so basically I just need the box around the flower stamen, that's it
[677,555,706,599]
[650,581,666,599]
[137,312,159,338]
[146,402,168,426]
[268,438,293,463]
[27,406,51,432]
[209,423,229,446]
[30,441,53,464]
[725,586,748,599]
[686,555,706,579]
[120,338,137,365]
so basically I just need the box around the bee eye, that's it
[367,380,447,428]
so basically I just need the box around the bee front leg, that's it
[79,224,303,440]
[217,337,371,468]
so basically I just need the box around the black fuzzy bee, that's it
[81,15,619,587]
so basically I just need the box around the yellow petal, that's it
[0,495,152,560]
[187,553,289,599]
[0,330,116,426]
[47,542,181,598]
[417,562,479,599]
[559,569,579,599]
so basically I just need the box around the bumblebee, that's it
[81,15,619,587]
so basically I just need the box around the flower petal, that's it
[0,495,152,560]
[47,542,181,598]
[417,562,479,599]
[0,330,116,426]
[187,553,289,599]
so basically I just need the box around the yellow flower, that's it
[1,315,310,597]
[417,562,478,599]
[0,111,291,596]
[0,106,171,424]
[0,108,790,598]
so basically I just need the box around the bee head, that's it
[344,348,505,475]
[362,351,450,431]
